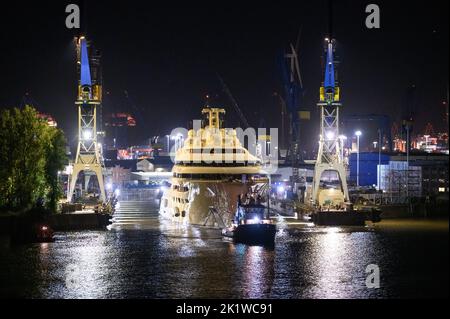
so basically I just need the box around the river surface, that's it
[0,198,448,299]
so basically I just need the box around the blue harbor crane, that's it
[278,34,305,167]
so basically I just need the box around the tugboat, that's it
[222,196,276,245]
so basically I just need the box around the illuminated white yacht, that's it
[159,107,268,227]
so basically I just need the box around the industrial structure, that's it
[67,36,106,202]
[279,34,306,168]
[311,38,349,206]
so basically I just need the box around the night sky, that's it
[1,0,448,152]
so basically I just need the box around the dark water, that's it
[0,200,448,299]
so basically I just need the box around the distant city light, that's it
[277,185,285,193]
[114,189,121,196]
[355,130,362,137]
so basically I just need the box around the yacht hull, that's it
[159,180,253,227]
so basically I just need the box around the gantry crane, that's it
[311,38,349,207]
[67,36,106,202]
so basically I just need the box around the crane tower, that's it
[67,36,106,202]
[311,38,349,206]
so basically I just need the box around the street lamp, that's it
[377,129,382,190]
[171,134,183,151]
[424,135,430,153]
[166,135,170,153]
[338,135,347,160]
[171,135,178,151]
[177,134,184,151]
[355,130,362,187]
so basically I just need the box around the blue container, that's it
[349,152,390,186]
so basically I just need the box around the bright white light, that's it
[355,130,362,137]
[338,135,347,140]
[82,129,92,140]
[160,186,167,193]
[252,216,260,223]
[114,189,120,196]
[277,185,285,193]
[106,182,112,190]
[326,131,335,140]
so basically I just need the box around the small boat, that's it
[222,203,276,245]
[35,224,54,243]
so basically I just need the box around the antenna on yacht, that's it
[204,94,211,107]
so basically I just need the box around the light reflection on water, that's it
[306,228,368,298]
[0,202,447,299]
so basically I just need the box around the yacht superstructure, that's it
[159,107,268,227]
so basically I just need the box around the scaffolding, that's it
[378,161,422,202]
